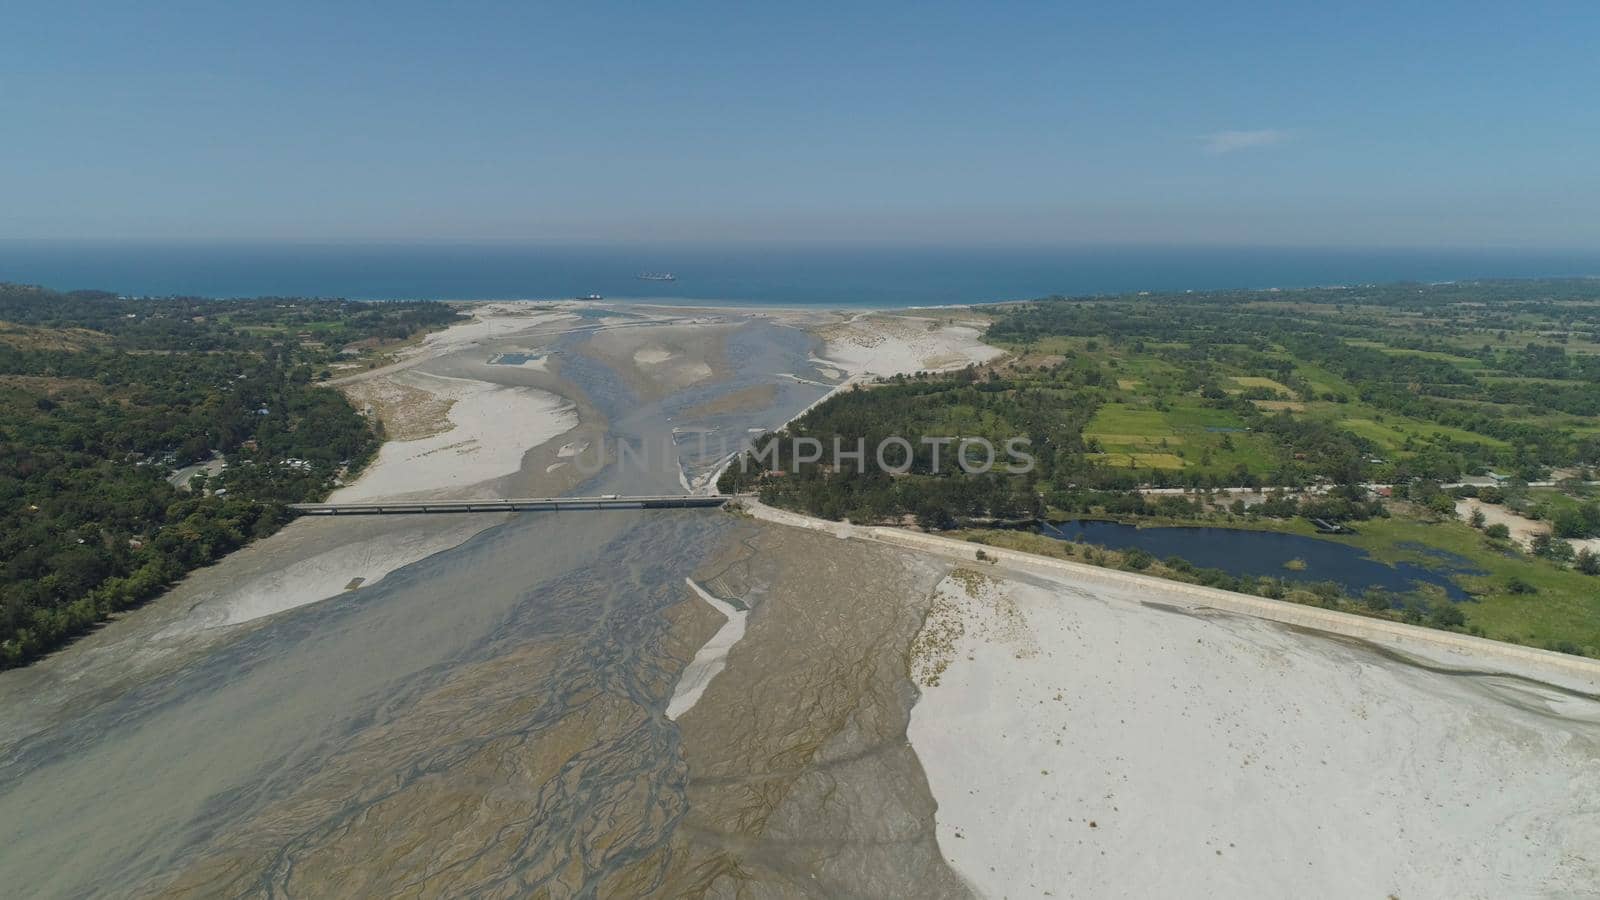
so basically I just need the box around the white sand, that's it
[411,305,577,356]
[907,569,1600,898]
[170,524,488,632]
[327,305,581,389]
[1455,498,1549,550]
[634,347,675,365]
[333,371,577,501]
[206,312,584,630]
[581,329,723,394]
[778,372,834,387]
[197,360,571,621]
[692,449,744,496]
[1452,498,1600,556]
[818,313,1004,379]
[144,309,589,633]
[666,578,748,720]
[158,369,576,632]
[632,344,713,384]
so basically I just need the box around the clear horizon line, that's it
[6,236,1600,255]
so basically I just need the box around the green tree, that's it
[1553,507,1590,539]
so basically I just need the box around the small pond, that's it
[488,351,546,366]
[1038,520,1481,601]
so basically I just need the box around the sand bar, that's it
[334,370,576,502]
[665,578,748,719]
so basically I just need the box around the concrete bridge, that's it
[289,495,734,515]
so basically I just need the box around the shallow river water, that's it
[0,314,866,897]
[8,309,1595,899]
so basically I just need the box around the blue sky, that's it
[4,1,1598,246]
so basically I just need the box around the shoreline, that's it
[440,296,1019,314]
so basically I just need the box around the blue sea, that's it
[3,241,1598,307]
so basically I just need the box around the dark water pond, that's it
[488,351,545,365]
[1039,520,1481,601]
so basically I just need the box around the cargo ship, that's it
[636,272,676,281]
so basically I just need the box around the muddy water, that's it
[0,315,964,898]
[149,510,737,896]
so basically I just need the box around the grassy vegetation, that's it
[1322,516,1600,654]
[1085,402,1272,473]
[990,280,1600,481]
[952,525,1476,635]
[728,277,1600,656]
[1335,417,1512,452]
[1229,375,1295,394]
[1191,506,1600,655]
[959,506,1599,657]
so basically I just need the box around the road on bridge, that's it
[289,495,735,515]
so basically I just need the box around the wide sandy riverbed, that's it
[907,566,1600,897]
[2,302,1597,898]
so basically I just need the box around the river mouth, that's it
[1038,519,1480,601]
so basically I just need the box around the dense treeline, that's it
[731,277,1600,528]
[0,283,461,667]
[720,369,1073,525]
[0,284,459,352]
[990,281,1600,474]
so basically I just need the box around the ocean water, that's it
[3,241,1598,306]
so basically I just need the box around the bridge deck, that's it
[289,495,733,515]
